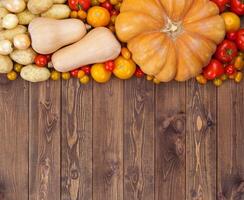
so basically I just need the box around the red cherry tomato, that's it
[105,60,115,72]
[235,29,244,51]
[80,66,91,75]
[71,69,79,77]
[211,0,230,12]
[225,64,237,75]
[110,9,119,16]
[226,31,238,41]
[35,55,48,67]
[203,59,225,80]
[68,0,91,11]
[230,0,244,16]
[101,1,113,12]
[134,67,144,78]
[214,39,238,63]
[45,54,52,62]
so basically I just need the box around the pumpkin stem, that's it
[161,18,182,39]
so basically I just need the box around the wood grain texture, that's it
[186,80,217,200]
[61,79,93,200]
[123,78,155,200]
[29,81,61,200]
[155,82,186,200]
[92,79,124,200]
[0,77,29,200]
[217,81,244,200]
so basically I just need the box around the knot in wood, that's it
[70,169,79,179]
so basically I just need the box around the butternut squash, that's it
[52,27,121,72]
[29,17,86,54]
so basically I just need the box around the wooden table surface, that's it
[0,74,243,200]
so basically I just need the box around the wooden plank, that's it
[29,81,61,200]
[61,79,93,200]
[0,77,29,200]
[217,81,244,200]
[155,82,186,200]
[186,80,217,200]
[92,79,123,200]
[123,78,155,200]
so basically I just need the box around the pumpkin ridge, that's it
[143,35,170,76]
[183,31,217,65]
[155,40,177,82]
[175,38,202,80]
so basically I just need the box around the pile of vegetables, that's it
[0,0,243,87]
[196,0,244,86]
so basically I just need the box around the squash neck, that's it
[161,18,183,39]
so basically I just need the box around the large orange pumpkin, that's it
[115,0,226,82]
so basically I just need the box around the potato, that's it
[0,25,27,41]
[0,7,9,19]
[53,0,67,3]
[20,64,50,82]
[2,0,26,13]
[41,4,71,19]
[10,48,36,65]
[17,9,38,25]
[0,55,13,73]
[27,0,53,14]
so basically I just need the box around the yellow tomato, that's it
[78,10,87,20]
[110,0,119,5]
[221,12,240,33]
[51,71,61,81]
[14,63,23,72]
[121,47,131,59]
[77,70,85,78]
[87,6,110,27]
[62,72,71,80]
[70,11,78,18]
[235,72,243,83]
[213,78,223,87]
[7,71,17,81]
[91,63,111,83]
[196,75,207,85]
[113,56,136,80]
[147,75,154,81]
[153,78,161,84]
[91,0,100,6]
[80,75,90,84]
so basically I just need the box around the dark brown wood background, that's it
[0,73,243,200]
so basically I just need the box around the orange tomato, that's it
[221,12,240,33]
[91,63,111,83]
[87,6,110,27]
[113,56,136,79]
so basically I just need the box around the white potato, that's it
[27,0,53,14]
[2,14,19,29]
[17,10,38,25]
[0,40,13,55]
[20,64,50,82]
[10,48,36,65]
[0,25,27,41]
[13,34,31,50]
[53,0,67,3]
[2,0,26,13]
[0,7,9,19]
[0,8,9,30]
[41,4,71,19]
[0,55,13,73]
